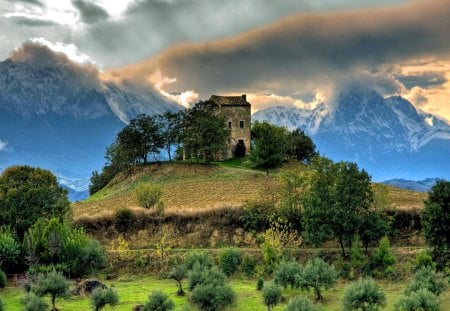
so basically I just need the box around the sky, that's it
[1,0,449,119]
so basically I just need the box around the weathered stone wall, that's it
[220,105,251,158]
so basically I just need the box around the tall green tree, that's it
[286,129,318,163]
[0,166,69,238]
[421,180,450,269]
[158,111,184,161]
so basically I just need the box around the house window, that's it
[240,120,244,128]
[228,121,232,128]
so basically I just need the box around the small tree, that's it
[405,267,447,296]
[22,294,49,311]
[33,270,69,311]
[342,278,386,311]
[274,261,302,289]
[286,296,322,311]
[286,129,317,163]
[144,291,174,311]
[300,258,338,302]
[394,289,439,311]
[190,282,235,311]
[0,226,21,271]
[184,251,214,270]
[90,287,119,311]
[414,250,435,270]
[168,263,187,296]
[262,281,282,311]
[370,236,396,277]
[218,248,241,276]
[242,254,257,277]
[134,183,163,209]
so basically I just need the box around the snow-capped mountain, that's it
[253,87,450,181]
[0,52,181,200]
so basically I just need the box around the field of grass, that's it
[2,276,449,311]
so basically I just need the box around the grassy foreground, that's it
[1,276,449,311]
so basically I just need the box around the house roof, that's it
[209,95,250,107]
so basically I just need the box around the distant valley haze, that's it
[0,0,449,199]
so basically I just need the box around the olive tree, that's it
[342,278,386,311]
[90,287,119,311]
[299,258,338,302]
[33,270,69,311]
[262,281,282,311]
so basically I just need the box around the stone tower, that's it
[209,94,251,159]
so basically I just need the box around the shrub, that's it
[190,283,235,311]
[33,270,69,311]
[241,200,276,232]
[113,208,135,233]
[262,281,282,311]
[184,251,213,270]
[168,263,187,296]
[0,226,21,271]
[405,267,447,296]
[0,298,3,311]
[342,278,386,311]
[370,236,396,277]
[91,287,119,311]
[256,277,264,291]
[394,289,439,311]
[188,267,225,291]
[299,258,338,302]
[218,248,241,276]
[134,183,163,209]
[22,294,49,311]
[286,296,322,311]
[414,250,435,271]
[242,254,257,277]
[144,291,174,311]
[274,261,302,289]
[0,270,6,288]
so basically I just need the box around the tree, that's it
[218,248,241,277]
[190,282,235,311]
[286,129,317,163]
[134,183,163,209]
[262,281,282,311]
[182,101,230,162]
[0,269,5,288]
[144,291,174,311]
[274,261,302,289]
[0,166,70,238]
[169,263,187,296]
[394,289,439,311]
[158,111,184,161]
[286,296,322,311]
[22,295,49,311]
[33,270,69,311]
[370,236,396,277]
[250,121,289,172]
[342,278,386,311]
[405,267,447,296]
[299,258,338,302]
[0,226,21,271]
[421,179,450,269]
[90,287,119,311]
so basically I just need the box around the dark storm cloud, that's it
[397,72,448,90]
[10,16,56,27]
[71,0,109,24]
[110,0,450,98]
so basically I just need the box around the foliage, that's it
[218,248,241,276]
[144,290,174,311]
[285,295,322,311]
[134,183,163,209]
[0,270,5,288]
[300,158,374,258]
[184,251,214,271]
[286,129,318,163]
[274,261,302,289]
[359,211,390,252]
[0,165,70,238]
[261,230,282,274]
[0,226,21,271]
[113,208,135,233]
[299,258,338,302]
[90,287,119,311]
[414,250,435,270]
[188,267,225,291]
[242,254,257,277]
[168,263,187,296]
[347,236,369,279]
[394,289,439,311]
[22,294,49,311]
[249,121,289,171]
[33,270,69,311]
[342,278,386,311]
[157,111,184,162]
[278,168,304,233]
[190,281,235,311]
[262,281,282,311]
[182,100,230,163]
[241,200,276,232]
[0,298,2,311]
[405,267,447,296]
[421,180,450,270]
[370,236,396,277]
[256,277,264,291]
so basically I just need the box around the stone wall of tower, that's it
[220,105,251,159]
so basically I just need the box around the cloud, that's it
[9,16,56,26]
[110,0,450,103]
[397,72,447,90]
[16,0,43,6]
[0,140,8,151]
[71,0,109,24]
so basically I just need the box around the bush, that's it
[188,267,225,291]
[0,270,6,288]
[113,208,135,233]
[0,226,21,271]
[218,248,241,276]
[91,287,119,311]
[242,254,257,277]
[256,277,264,291]
[414,250,435,270]
[33,270,69,311]
[22,294,49,311]
[394,289,439,311]
[274,261,302,289]
[370,236,396,277]
[0,298,3,311]
[405,267,447,296]
[299,258,338,302]
[262,281,282,311]
[134,183,163,209]
[184,251,214,270]
[144,291,174,311]
[241,201,275,232]
[285,296,322,311]
[342,278,386,311]
[168,263,187,296]
[190,283,235,311]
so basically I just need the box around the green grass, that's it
[2,276,449,310]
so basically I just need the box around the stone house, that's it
[209,94,251,159]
